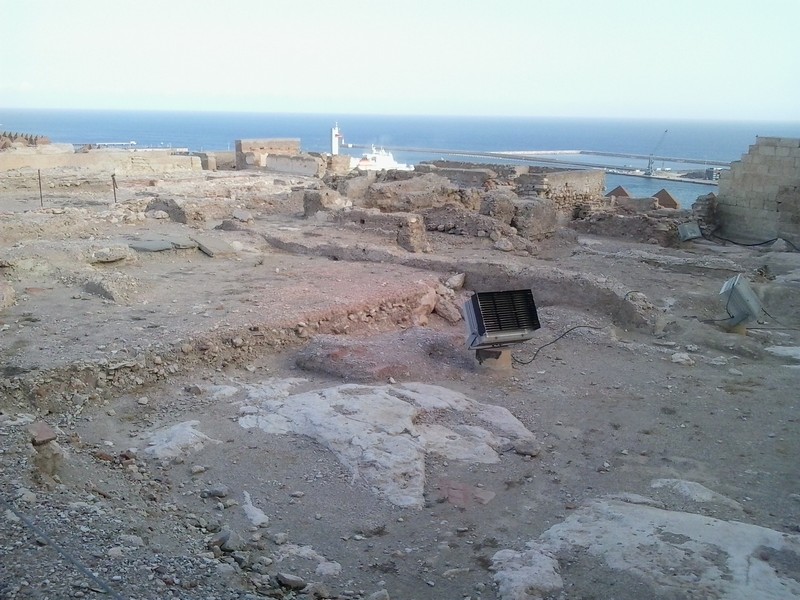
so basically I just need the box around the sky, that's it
[2,0,799,120]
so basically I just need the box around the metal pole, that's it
[111,174,117,203]
[38,169,43,208]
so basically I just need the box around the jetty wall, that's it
[717,137,800,245]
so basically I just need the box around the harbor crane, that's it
[645,129,669,176]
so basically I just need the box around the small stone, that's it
[208,529,235,550]
[289,491,305,498]
[513,440,541,457]
[191,465,208,475]
[137,397,149,406]
[493,238,514,252]
[271,532,289,545]
[15,488,37,503]
[119,534,145,547]
[220,531,244,552]
[232,209,253,222]
[367,590,391,600]
[216,563,236,577]
[28,421,57,446]
[443,273,466,290]
[670,352,695,366]
[107,547,124,558]
[203,484,230,498]
[728,368,744,376]
[33,441,66,476]
[181,344,193,354]
[232,337,244,348]
[276,572,307,591]
[307,583,333,599]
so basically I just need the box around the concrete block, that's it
[776,146,791,158]
[777,138,800,148]
[757,137,781,146]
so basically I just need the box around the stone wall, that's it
[415,163,497,188]
[0,146,201,173]
[333,207,430,253]
[516,169,605,217]
[717,137,800,242]
[776,185,800,247]
[265,154,325,178]
[235,139,300,170]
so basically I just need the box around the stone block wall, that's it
[776,185,800,247]
[414,163,497,188]
[717,137,800,241]
[265,154,325,178]
[0,146,201,173]
[516,169,605,217]
[235,139,300,170]
[327,154,353,176]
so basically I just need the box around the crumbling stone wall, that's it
[265,154,325,178]
[235,139,300,170]
[516,170,605,218]
[333,207,430,253]
[415,163,498,188]
[717,137,800,242]
[0,147,201,173]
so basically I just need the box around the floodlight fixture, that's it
[678,222,702,241]
[719,274,762,326]
[463,289,541,350]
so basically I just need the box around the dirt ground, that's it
[1,167,799,600]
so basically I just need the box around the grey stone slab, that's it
[191,235,234,258]
[165,236,198,250]
[129,239,174,252]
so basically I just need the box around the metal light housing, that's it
[463,289,541,350]
[719,274,762,326]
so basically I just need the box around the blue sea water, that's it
[3,109,800,207]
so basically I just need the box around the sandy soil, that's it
[1,167,799,600]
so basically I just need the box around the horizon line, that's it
[2,106,800,125]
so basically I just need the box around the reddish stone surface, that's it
[28,421,57,446]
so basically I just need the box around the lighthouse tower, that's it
[331,123,343,155]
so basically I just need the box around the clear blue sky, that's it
[2,0,799,120]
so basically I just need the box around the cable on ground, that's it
[701,229,799,252]
[0,495,124,599]
[512,325,604,365]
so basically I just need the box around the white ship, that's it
[331,124,413,172]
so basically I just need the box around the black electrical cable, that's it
[512,325,604,365]
[703,229,799,252]
[0,495,124,600]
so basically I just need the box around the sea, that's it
[3,109,800,208]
